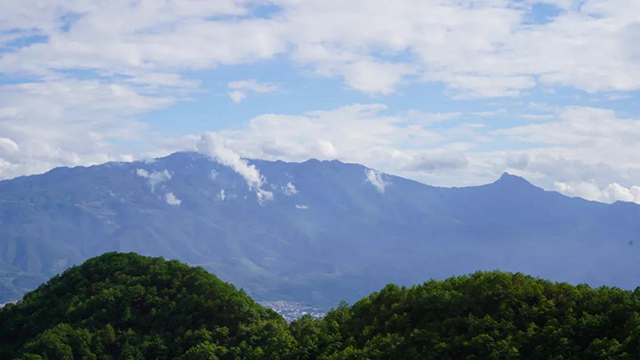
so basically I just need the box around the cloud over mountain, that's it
[197,132,273,203]
[0,0,637,205]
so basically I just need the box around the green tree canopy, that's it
[0,252,293,359]
[3,253,640,359]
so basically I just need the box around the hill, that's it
[291,271,640,359]
[0,252,293,359]
[1,152,639,307]
[3,253,640,359]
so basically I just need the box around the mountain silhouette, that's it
[1,152,639,307]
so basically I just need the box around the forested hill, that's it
[2,253,640,359]
[0,252,294,359]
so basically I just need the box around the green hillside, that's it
[291,272,640,359]
[0,253,294,359]
[2,253,640,359]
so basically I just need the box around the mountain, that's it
[3,253,640,359]
[1,152,639,307]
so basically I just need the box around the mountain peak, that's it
[493,172,535,188]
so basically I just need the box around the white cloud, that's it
[331,60,415,95]
[295,204,309,209]
[278,0,640,97]
[0,138,19,153]
[178,103,640,204]
[228,79,279,93]
[2,0,638,104]
[603,183,637,203]
[495,107,640,149]
[0,2,282,76]
[519,114,554,120]
[227,79,280,103]
[211,104,443,167]
[555,181,640,204]
[0,1,639,207]
[136,168,172,192]
[365,169,390,193]
[256,189,274,204]
[472,109,508,117]
[228,90,247,103]
[437,74,537,99]
[219,189,226,201]
[283,182,298,196]
[0,77,172,180]
[165,192,182,206]
[196,132,273,203]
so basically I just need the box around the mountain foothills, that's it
[2,253,640,359]
[1,152,640,307]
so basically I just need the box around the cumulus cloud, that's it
[132,104,640,205]
[603,183,639,203]
[196,132,273,203]
[136,168,172,192]
[0,2,638,178]
[323,60,415,95]
[295,204,309,209]
[165,192,182,206]
[0,77,171,180]
[279,0,640,97]
[0,1,639,206]
[210,103,443,165]
[2,0,638,107]
[365,169,391,193]
[219,189,226,202]
[555,181,640,204]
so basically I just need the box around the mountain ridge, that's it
[1,152,639,307]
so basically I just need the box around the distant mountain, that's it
[1,152,639,307]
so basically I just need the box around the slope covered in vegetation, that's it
[2,253,640,359]
[0,252,294,359]
[291,272,640,359]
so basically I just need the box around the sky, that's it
[0,0,639,203]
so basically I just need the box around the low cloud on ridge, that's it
[365,169,390,193]
[196,132,273,203]
[136,168,172,192]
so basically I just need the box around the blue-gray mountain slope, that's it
[1,152,639,307]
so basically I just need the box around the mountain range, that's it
[1,151,639,307]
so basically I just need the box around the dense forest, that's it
[2,253,640,359]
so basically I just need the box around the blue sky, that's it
[0,0,639,203]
